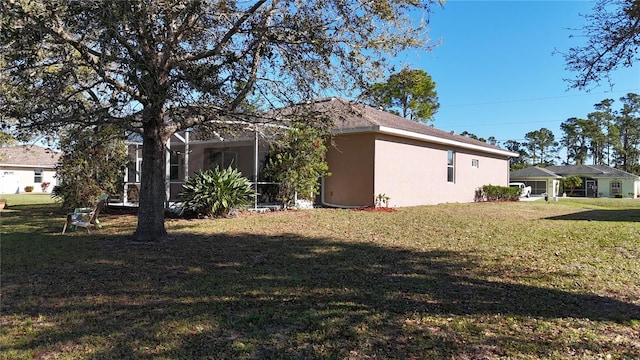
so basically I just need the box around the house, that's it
[124,98,518,207]
[510,165,640,198]
[0,145,60,194]
[318,98,517,207]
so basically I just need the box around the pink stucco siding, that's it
[374,134,509,206]
[323,132,511,207]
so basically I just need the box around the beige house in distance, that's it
[125,98,518,208]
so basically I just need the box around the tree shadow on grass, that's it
[2,232,639,359]
[545,209,640,222]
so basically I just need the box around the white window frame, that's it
[447,150,455,183]
[34,169,43,183]
[610,181,621,194]
[170,152,180,181]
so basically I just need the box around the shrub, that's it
[40,182,51,192]
[53,125,127,209]
[375,193,390,208]
[180,166,255,217]
[263,123,330,207]
[476,184,521,202]
[24,186,34,193]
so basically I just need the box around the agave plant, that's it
[180,166,255,217]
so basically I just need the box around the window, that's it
[170,153,180,181]
[208,149,237,170]
[471,159,479,168]
[127,160,142,183]
[447,150,455,183]
[34,169,42,183]
[611,181,621,194]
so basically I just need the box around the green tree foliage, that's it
[559,94,640,174]
[180,167,255,218]
[560,175,583,196]
[615,93,640,173]
[0,132,17,161]
[560,117,590,165]
[368,68,440,123]
[459,131,499,145]
[0,132,16,147]
[563,0,640,89]
[52,126,127,210]
[1,0,441,241]
[525,128,559,165]
[587,99,617,166]
[263,124,330,207]
[502,140,529,171]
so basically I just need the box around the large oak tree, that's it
[1,0,441,241]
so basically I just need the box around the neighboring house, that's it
[0,145,60,194]
[124,98,518,207]
[510,165,640,198]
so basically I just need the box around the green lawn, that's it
[1,195,639,359]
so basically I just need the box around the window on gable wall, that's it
[472,159,479,168]
[447,150,455,183]
[34,169,42,183]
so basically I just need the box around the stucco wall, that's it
[597,178,639,198]
[324,133,375,207]
[373,134,510,207]
[0,167,57,194]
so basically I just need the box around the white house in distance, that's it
[0,145,60,194]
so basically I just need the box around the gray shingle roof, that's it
[0,145,61,168]
[510,166,562,179]
[313,98,513,154]
[546,165,639,179]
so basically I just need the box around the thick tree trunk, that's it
[133,122,169,242]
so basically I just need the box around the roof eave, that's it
[0,163,57,169]
[333,125,519,158]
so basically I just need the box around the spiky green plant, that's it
[180,166,255,217]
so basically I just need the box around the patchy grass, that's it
[1,196,639,359]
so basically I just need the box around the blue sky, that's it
[395,0,640,148]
